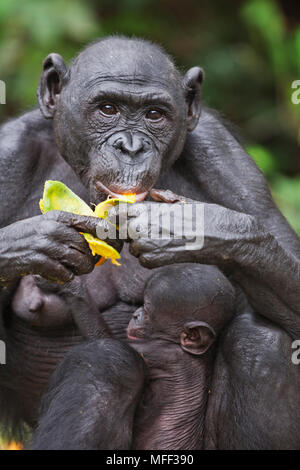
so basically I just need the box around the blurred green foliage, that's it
[0,0,299,232]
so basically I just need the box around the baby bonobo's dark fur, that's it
[31,339,145,450]
[0,35,300,449]
[127,264,235,450]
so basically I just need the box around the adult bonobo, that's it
[0,35,299,449]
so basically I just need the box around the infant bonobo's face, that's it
[127,302,217,361]
[12,275,73,328]
[127,265,235,359]
[127,291,216,356]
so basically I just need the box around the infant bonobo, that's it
[127,264,235,450]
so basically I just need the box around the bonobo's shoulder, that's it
[192,106,243,144]
[0,108,52,133]
[0,108,54,158]
[0,109,55,225]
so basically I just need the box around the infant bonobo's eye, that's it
[99,103,118,116]
[146,109,164,121]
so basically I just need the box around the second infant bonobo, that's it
[127,264,235,450]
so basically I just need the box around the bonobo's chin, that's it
[93,180,149,203]
[126,327,145,341]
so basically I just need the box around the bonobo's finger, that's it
[45,210,121,252]
[128,204,147,217]
[106,238,124,253]
[38,218,93,257]
[106,203,131,225]
[60,247,95,275]
[107,202,147,223]
[150,188,192,203]
[139,252,175,269]
[129,239,162,257]
[129,240,142,257]
[44,211,100,237]
[34,255,75,284]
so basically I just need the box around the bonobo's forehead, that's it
[70,37,182,92]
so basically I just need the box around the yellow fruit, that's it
[39,181,94,216]
[40,181,135,266]
[94,194,135,218]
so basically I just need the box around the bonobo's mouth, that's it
[94,181,148,202]
[126,327,144,341]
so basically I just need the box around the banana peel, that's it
[39,180,135,266]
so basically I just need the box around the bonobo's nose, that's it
[133,308,144,322]
[112,131,145,157]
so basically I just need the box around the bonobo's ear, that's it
[180,320,215,356]
[37,53,68,119]
[183,66,204,132]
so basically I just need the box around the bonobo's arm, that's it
[116,109,300,337]
[201,204,300,339]
[185,108,300,258]
[0,112,100,286]
[58,276,111,339]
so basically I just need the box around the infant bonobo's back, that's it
[32,339,146,450]
[127,264,235,450]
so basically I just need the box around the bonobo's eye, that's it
[99,103,118,116]
[145,109,164,121]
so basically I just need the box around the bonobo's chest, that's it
[84,244,154,310]
[9,142,207,315]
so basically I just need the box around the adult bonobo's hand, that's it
[110,188,259,269]
[111,188,300,338]
[0,211,121,286]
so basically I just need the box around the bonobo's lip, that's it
[94,181,148,202]
[126,328,144,341]
[127,334,140,341]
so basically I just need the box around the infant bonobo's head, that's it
[12,275,73,327]
[127,264,235,358]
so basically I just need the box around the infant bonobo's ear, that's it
[180,321,216,356]
[37,53,69,119]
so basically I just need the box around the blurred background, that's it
[0,0,299,231]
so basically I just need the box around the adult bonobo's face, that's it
[37,37,203,203]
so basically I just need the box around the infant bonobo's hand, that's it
[0,211,121,285]
[56,276,110,339]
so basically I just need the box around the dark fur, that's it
[31,339,145,450]
[0,36,299,449]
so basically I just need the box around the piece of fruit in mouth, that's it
[39,180,135,266]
